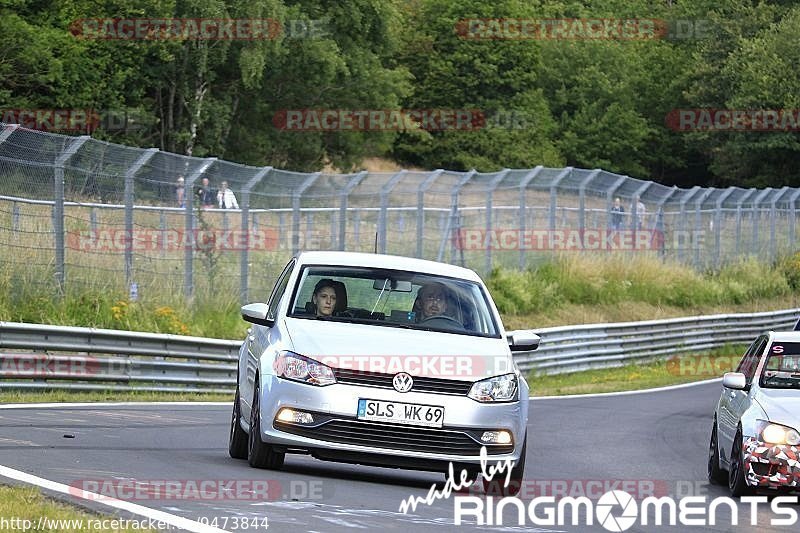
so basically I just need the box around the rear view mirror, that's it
[507,331,541,352]
[373,278,412,292]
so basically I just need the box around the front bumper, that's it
[743,437,800,490]
[258,373,527,471]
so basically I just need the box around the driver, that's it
[415,282,450,321]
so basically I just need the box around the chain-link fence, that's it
[1,122,799,304]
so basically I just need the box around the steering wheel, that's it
[420,315,464,330]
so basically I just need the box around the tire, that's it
[248,378,285,470]
[729,429,754,496]
[483,436,526,497]
[228,385,248,459]
[707,421,727,485]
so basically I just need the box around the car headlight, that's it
[757,420,800,445]
[275,351,336,386]
[468,373,518,402]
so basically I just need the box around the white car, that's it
[709,331,800,495]
[228,251,538,492]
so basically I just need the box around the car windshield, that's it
[287,266,499,337]
[760,341,800,390]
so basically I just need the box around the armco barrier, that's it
[1,308,798,392]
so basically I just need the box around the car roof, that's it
[294,251,483,282]
[768,331,800,343]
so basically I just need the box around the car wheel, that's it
[483,436,526,496]
[708,421,726,485]
[228,385,248,459]
[248,378,285,470]
[728,429,754,496]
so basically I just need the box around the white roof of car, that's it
[769,331,800,343]
[295,251,483,282]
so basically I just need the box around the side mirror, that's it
[507,331,541,352]
[241,303,274,327]
[722,372,747,390]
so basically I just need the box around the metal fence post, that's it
[548,167,572,232]
[692,187,714,269]
[735,189,756,257]
[770,187,790,260]
[677,186,700,263]
[518,166,543,269]
[789,189,800,253]
[714,188,736,269]
[53,135,90,294]
[124,148,158,287]
[439,169,475,265]
[751,188,773,257]
[577,169,600,233]
[484,169,510,274]
[416,169,443,258]
[655,186,678,261]
[183,157,217,299]
[339,171,367,251]
[292,172,320,255]
[240,167,272,304]
[377,170,406,254]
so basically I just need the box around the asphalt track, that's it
[0,381,797,533]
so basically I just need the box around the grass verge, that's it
[0,390,231,404]
[527,347,744,397]
[0,485,158,532]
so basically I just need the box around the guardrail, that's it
[1,308,798,392]
[518,307,800,375]
[0,321,240,393]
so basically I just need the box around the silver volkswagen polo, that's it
[228,251,538,490]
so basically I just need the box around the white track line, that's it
[530,377,722,400]
[0,464,231,533]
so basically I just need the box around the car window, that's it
[760,341,800,390]
[287,265,499,337]
[737,336,766,383]
[266,259,295,322]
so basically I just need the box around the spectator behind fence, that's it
[217,181,239,209]
[175,176,185,208]
[610,197,625,230]
[632,195,647,230]
[197,177,216,208]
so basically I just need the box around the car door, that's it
[241,259,295,418]
[718,336,766,456]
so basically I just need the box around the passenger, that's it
[312,279,338,317]
[310,279,348,317]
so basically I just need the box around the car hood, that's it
[755,388,800,429]
[282,317,512,381]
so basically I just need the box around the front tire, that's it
[228,385,248,459]
[729,429,754,496]
[708,421,726,485]
[248,378,285,470]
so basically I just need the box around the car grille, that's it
[275,418,513,455]
[333,368,473,396]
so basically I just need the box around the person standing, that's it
[175,176,185,208]
[197,177,215,208]
[610,197,625,230]
[217,181,239,209]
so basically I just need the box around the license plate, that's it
[357,399,444,428]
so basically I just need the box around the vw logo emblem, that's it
[393,372,413,393]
